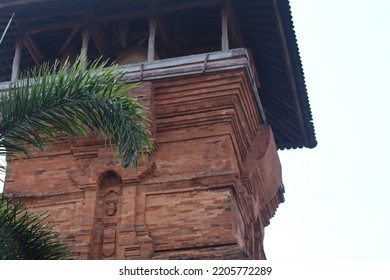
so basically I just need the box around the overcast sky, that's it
[264,0,390,260]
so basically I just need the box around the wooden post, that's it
[148,16,156,62]
[11,34,22,82]
[81,28,90,58]
[221,3,229,52]
[225,0,244,48]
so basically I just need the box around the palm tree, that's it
[0,57,152,174]
[0,197,75,260]
[0,56,152,260]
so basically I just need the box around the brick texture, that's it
[6,69,283,259]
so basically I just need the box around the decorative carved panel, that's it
[90,171,123,259]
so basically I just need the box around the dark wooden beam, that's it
[98,10,150,25]
[23,33,44,66]
[12,0,144,22]
[58,26,80,56]
[23,0,222,34]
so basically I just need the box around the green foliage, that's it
[0,57,153,172]
[0,198,74,260]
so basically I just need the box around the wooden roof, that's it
[0,0,317,150]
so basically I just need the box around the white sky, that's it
[264,0,390,259]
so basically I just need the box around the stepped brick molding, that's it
[6,54,283,259]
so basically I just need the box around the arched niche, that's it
[91,170,123,259]
[97,170,122,189]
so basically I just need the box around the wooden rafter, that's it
[23,32,44,66]
[8,0,144,22]
[83,12,110,58]
[90,24,110,57]
[58,26,80,56]
[22,0,222,34]
[26,21,82,35]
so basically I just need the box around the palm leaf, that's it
[0,197,74,260]
[0,57,152,168]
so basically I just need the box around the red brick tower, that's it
[0,0,316,259]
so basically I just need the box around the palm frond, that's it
[0,57,152,168]
[0,198,74,260]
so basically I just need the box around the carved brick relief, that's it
[90,170,123,259]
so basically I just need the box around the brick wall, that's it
[6,69,283,259]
